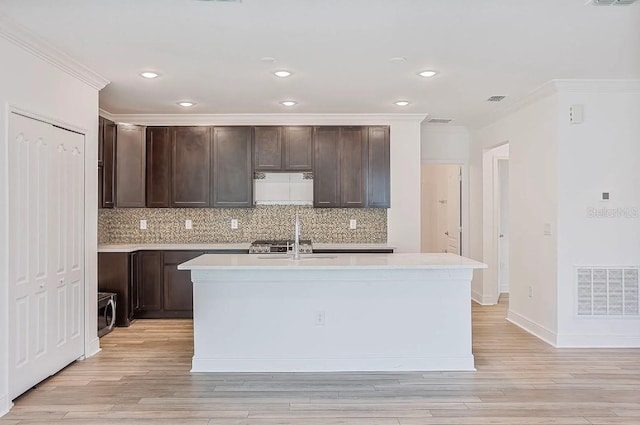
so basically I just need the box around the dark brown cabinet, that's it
[137,251,163,313]
[313,127,341,207]
[212,127,253,207]
[171,127,211,207]
[100,117,117,208]
[254,126,313,171]
[146,127,171,208]
[98,252,137,327]
[339,127,368,208]
[116,125,146,207]
[367,126,390,208]
[162,251,201,312]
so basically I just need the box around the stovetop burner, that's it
[249,239,313,254]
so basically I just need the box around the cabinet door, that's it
[129,252,140,317]
[162,251,202,313]
[98,252,132,327]
[284,126,313,171]
[340,127,367,208]
[212,127,253,208]
[367,126,390,208]
[146,127,171,208]
[313,127,341,207]
[254,126,282,171]
[116,125,146,207]
[102,118,117,208]
[138,251,163,312]
[172,127,211,207]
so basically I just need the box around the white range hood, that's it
[253,172,313,205]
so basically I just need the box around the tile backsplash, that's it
[98,205,387,244]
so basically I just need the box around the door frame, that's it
[420,160,468,257]
[497,158,509,294]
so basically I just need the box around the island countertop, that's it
[178,252,486,270]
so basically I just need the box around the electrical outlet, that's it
[315,311,326,326]
[349,219,357,230]
[139,220,147,230]
[185,219,192,230]
[231,219,238,229]
[528,286,533,298]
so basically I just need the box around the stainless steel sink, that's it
[256,254,337,260]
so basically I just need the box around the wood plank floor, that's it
[2,296,639,425]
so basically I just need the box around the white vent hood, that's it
[254,172,313,205]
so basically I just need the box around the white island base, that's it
[179,253,486,372]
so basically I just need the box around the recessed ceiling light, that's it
[394,100,410,107]
[418,70,438,78]
[281,100,297,107]
[274,70,292,78]
[177,101,196,107]
[140,72,159,79]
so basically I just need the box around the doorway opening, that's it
[420,163,462,255]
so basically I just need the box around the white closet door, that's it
[8,112,85,400]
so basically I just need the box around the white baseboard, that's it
[0,394,12,418]
[85,336,101,359]
[507,309,557,347]
[556,333,640,348]
[192,355,476,372]
[471,290,499,305]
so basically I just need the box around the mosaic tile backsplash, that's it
[98,205,387,244]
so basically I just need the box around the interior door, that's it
[445,165,461,255]
[8,112,85,400]
[498,159,510,293]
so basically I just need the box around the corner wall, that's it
[0,29,102,415]
[471,91,559,344]
[556,82,640,347]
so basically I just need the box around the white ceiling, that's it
[1,0,639,125]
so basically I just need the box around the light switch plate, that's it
[185,219,192,230]
[140,220,147,230]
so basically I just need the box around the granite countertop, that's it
[98,242,396,253]
[179,253,486,270]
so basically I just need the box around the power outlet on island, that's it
[315,311,326,326]
[231,219,239,230]
[349,219,357,230]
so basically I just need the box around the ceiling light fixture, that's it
[281,100,297,107]
[177,101,196,107]
[394,100,410,107]
[274,70,292,78]
[140,72,159,79]
[418,70,438,78]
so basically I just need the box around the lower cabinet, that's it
[97,252,138,327]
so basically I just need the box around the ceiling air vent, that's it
[592,0,638,5]
[487,95,506,102]
[427,118,454,124]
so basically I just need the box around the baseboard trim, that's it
[471,290,498,305]
[192,355,476,372]
[85,336,101,359]
[556,333,640,348]
[507,309,557,347]
[0,394,12,418]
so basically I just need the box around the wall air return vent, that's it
[591,0,638,5]
[487,95,506,102]
[577,267,639,316]
[427,118,454,124]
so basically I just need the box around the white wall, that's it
[0,29,103,415]
[471,91,559,344]
[555,82,640,347]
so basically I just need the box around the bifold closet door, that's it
[8,112,85,400]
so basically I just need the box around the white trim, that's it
[10,105,88,135]
[0,395,12,417]
[102,113,428,126]
[555,333,640,348]
[98,109,116,122]
[85,337,101,359]
[192,355,476,372]
[471,289,498,305]
[0,16,109,91]
[507,309,557,347]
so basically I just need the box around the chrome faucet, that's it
[292,213,301,260]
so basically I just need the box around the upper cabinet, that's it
[254,126,312,172]
[171,126,211,208]
[116,125,146,208]
[212,127,253,208]
[146,127,171,208]
[100,117,117,208]
[313,126,390,209]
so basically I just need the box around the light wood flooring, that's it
[2,296,639,425]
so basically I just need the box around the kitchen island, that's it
[179,253,486,372]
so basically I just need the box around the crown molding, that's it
[0,15,109,90]
[98,108,116,122]
[102,113,428,126]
